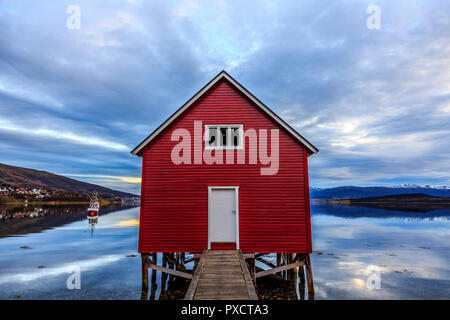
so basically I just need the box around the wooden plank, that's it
[184,250,207,300]
[185,250,258,300]
[237,250,258,300]
[243,253,255,259]
[255,260,304,278]
[146,262,192,279]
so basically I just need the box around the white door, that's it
[209,188,237,245]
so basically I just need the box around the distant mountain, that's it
[310,185,450,199]
[0,163,138,198]
[327,193,450,212]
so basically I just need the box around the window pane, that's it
[231,127,240,147]
[220,127,228,147]
[208,128,218,147]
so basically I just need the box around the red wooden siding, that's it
[139,78,312,253]
[210,242,237,250]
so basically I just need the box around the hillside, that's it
[0,163,137,199]
[310,185,450,199]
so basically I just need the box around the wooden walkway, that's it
[184,250,258,300]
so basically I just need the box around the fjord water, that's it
[0,204,449,299]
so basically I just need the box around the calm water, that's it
[0,203,449,299]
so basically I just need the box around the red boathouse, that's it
[131,71,318,254]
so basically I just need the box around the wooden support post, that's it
[193,257,200,271]
[299,263,306,286]
[166,252,187,272]
[287,254,292,280]
[141,253,149,300]
[149,253,157,300]
[293,254,298,281]
[289,253,297,283]
[180,252,186,271]
[296,253,305,300]
[282,253,287,279]
[298,266,305,300]
[161,253,168,291]
[168,253,175,282]
[305,254,315,300]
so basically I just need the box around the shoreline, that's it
[0,200,123,206]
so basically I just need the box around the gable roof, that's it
[131,70,319,156]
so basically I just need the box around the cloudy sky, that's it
[0,0,449,194]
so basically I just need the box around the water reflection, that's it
[313,203,450,220]
[0,203,449,299]
[310,205,450,299]
[0,203,137,237]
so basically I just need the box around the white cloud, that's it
[0,118,128,152]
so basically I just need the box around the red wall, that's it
[138,79,312,253]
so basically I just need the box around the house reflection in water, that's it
[88,216,98,237]
[140,252,315,300]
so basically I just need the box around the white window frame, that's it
[204,124,244,150]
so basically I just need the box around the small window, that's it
[205,125,243,149]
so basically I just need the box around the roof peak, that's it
[131,71,318,155]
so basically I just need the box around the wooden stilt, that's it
[141,253,149,300]
[285,254,289,280]
[293,254,298,280]
[297,253,305,300]
[299,263,306,286]
[282,253,287,279]
[161,253,168,291]
[305,254,315,300]
[150,266,157,300]
[290,254,297,284]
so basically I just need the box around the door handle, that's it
[232,210,236,215]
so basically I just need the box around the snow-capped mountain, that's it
[310,185,450,199]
